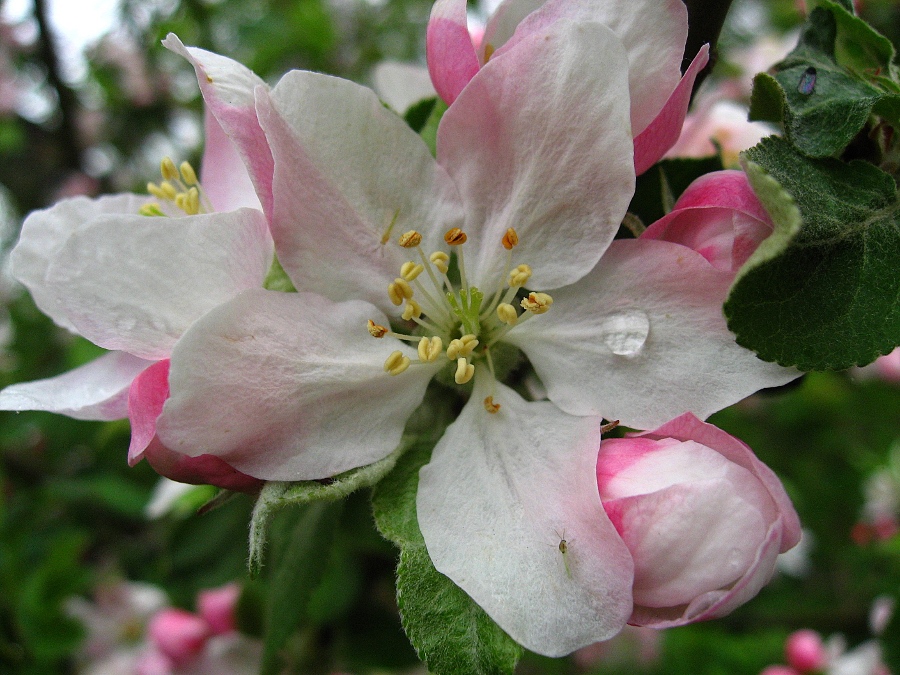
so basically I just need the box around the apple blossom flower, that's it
[197,584,240,635]
[597,413,801,627]
[148,608,210,668]
[151,23,797,655]
[426,0,711,174]
[641,169,775,275]
[786,629,828,673]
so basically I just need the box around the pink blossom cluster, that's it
[760,626,892,675]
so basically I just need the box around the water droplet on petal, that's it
[600,310,649,357]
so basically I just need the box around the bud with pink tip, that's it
[785,629,827,673]
[148,608,210,667]
[197,583,240,635]
[596,413,801,628]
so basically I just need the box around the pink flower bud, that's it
[197,583,240,635]
[641,170,773,275]
[148,608,210,667]
[596,413,801,628]
[785,629,827,673]
[760,667,801,675]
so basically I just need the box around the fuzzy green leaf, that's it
[725,136,900,370]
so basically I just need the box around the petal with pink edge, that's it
[417,375,634,657]
[143,437,264,493]
[157,289,438,481]
[128,359,171,464]
[0,351,153,420]
[426,0,479,105]
[40,208,271,360]
[633,45,710,175]
[437,20,633,291]
[479,0,544,60]
[162,34,274,219]
[200,109,262,212]
[498,0,688,137]
[504,239,798,430]
[11,194,153,333]
[257,72,462,313]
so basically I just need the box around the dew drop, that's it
[600,310,649,357]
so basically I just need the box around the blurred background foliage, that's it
[0,0,899,672]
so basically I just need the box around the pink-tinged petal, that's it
[371,61,436,114]
[0,351,153,420]
[128,359,170,464]
[785,630,827,673]
[200,109,262,212]
[417,375,634,657]
[197,584,240,635]
[480,0,545,60]
[426,0,480,104]
[148,608,209,667]
[41,208,271,360]
[142,437,264,493]
[633,45,710,175]
[499,0,688,136]
[256,72,462,312]
[10,194,152,333]
[162,34,274,219]
[672,170,771,221]
[437,20,633,291]
[505,239,798,430]
[631,413,801,551]
[157,289,437,480]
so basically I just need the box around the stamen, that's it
[501,228,519,250]
[381,210,400,245]
[184,187,201,215]
[384,351,411,375]
[496,303,518,326]
[398,230,422,248]
[160,156,179,182]
[401,300,422,321]
[454,357,475,384]
[400,261,424,282]
[483,396,501,413]
[429,251,449,274]
[179,161,198,186]
[417,336,443,362]
[483,43,495,63]
[147,182,168,200]
[509,264,532,288]
[387,278,413,306]
[521,292,553,314]
[160,181,178,200]
[139,203,165,217]
[446,335,479,360]
[444,228,467,246]
[367,320,388,338]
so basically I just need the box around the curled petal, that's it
[128,359,170,464]
[200,109,262,212]
[417,375,633,656]
[426,0,480,105]
[142,437,264,494]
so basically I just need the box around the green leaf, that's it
[725,136,900,370]
[371,439,433,548]
[628,156,724,227]
[419,97,448,158]
[263,254,297,292]
[404,96,437,133]
[397,544,523,675]
[261,502,342,675]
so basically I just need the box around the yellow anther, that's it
[367,319,388,338]
[444,227,467,246]
[398,230,422,248]
[509,264,532,288]
[401,299,422,321]
[384,351,411,375]
[430,251,450,274]
[139,203,166,217]
[484,396,501,413]
[160,156,179,181]
[521,292,553,314]
[184,187,200,215]
[446,334,479,360]
[175,193,187,211]
[147,182,167,200]
[497,303,518,326]
[400,261,424,282]
[387,278,413,306]
[501,228,519,250]
[417,336,443,362]
[483,43,495,63]
[179,161,198,185]
[160,181,178,199]
[454,358,475,384]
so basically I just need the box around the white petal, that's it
[371,61,436,114]
[417,375,633,656]
[200,109,262,212]
[257,72,463,313]
[437,20,634,291]
[0,351,153,420]
[41,208,272,360]
[157,289,438,480]
[505,239,798,429]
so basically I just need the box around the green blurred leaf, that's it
[725,136,900,370]
[627,156,725,227]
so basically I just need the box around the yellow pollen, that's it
[160,156,179,182]
[160,181,178,200]
[402,300,422,320]
[444,228,467,246]
[184,187,201,215]
[139,203,165,217]
[398,230,422,248]
[388,278,413,306]
[501,228,519,250]
[484,396,501,413]
[384,351,411,375]
[497,303,518,326]
[430,251,450,274]
[446,334,479,360]
[367,319,388,338]
[454,357,475,384]
[521,292,553,314]
[147,182,167,200]
[417,336,443,362]
[400,261,424,281]
[179,161,198,186]
[509,264,532,288]
[483,43,495,63]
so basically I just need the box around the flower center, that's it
[140,156,212,217]
[367,226,553,413]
